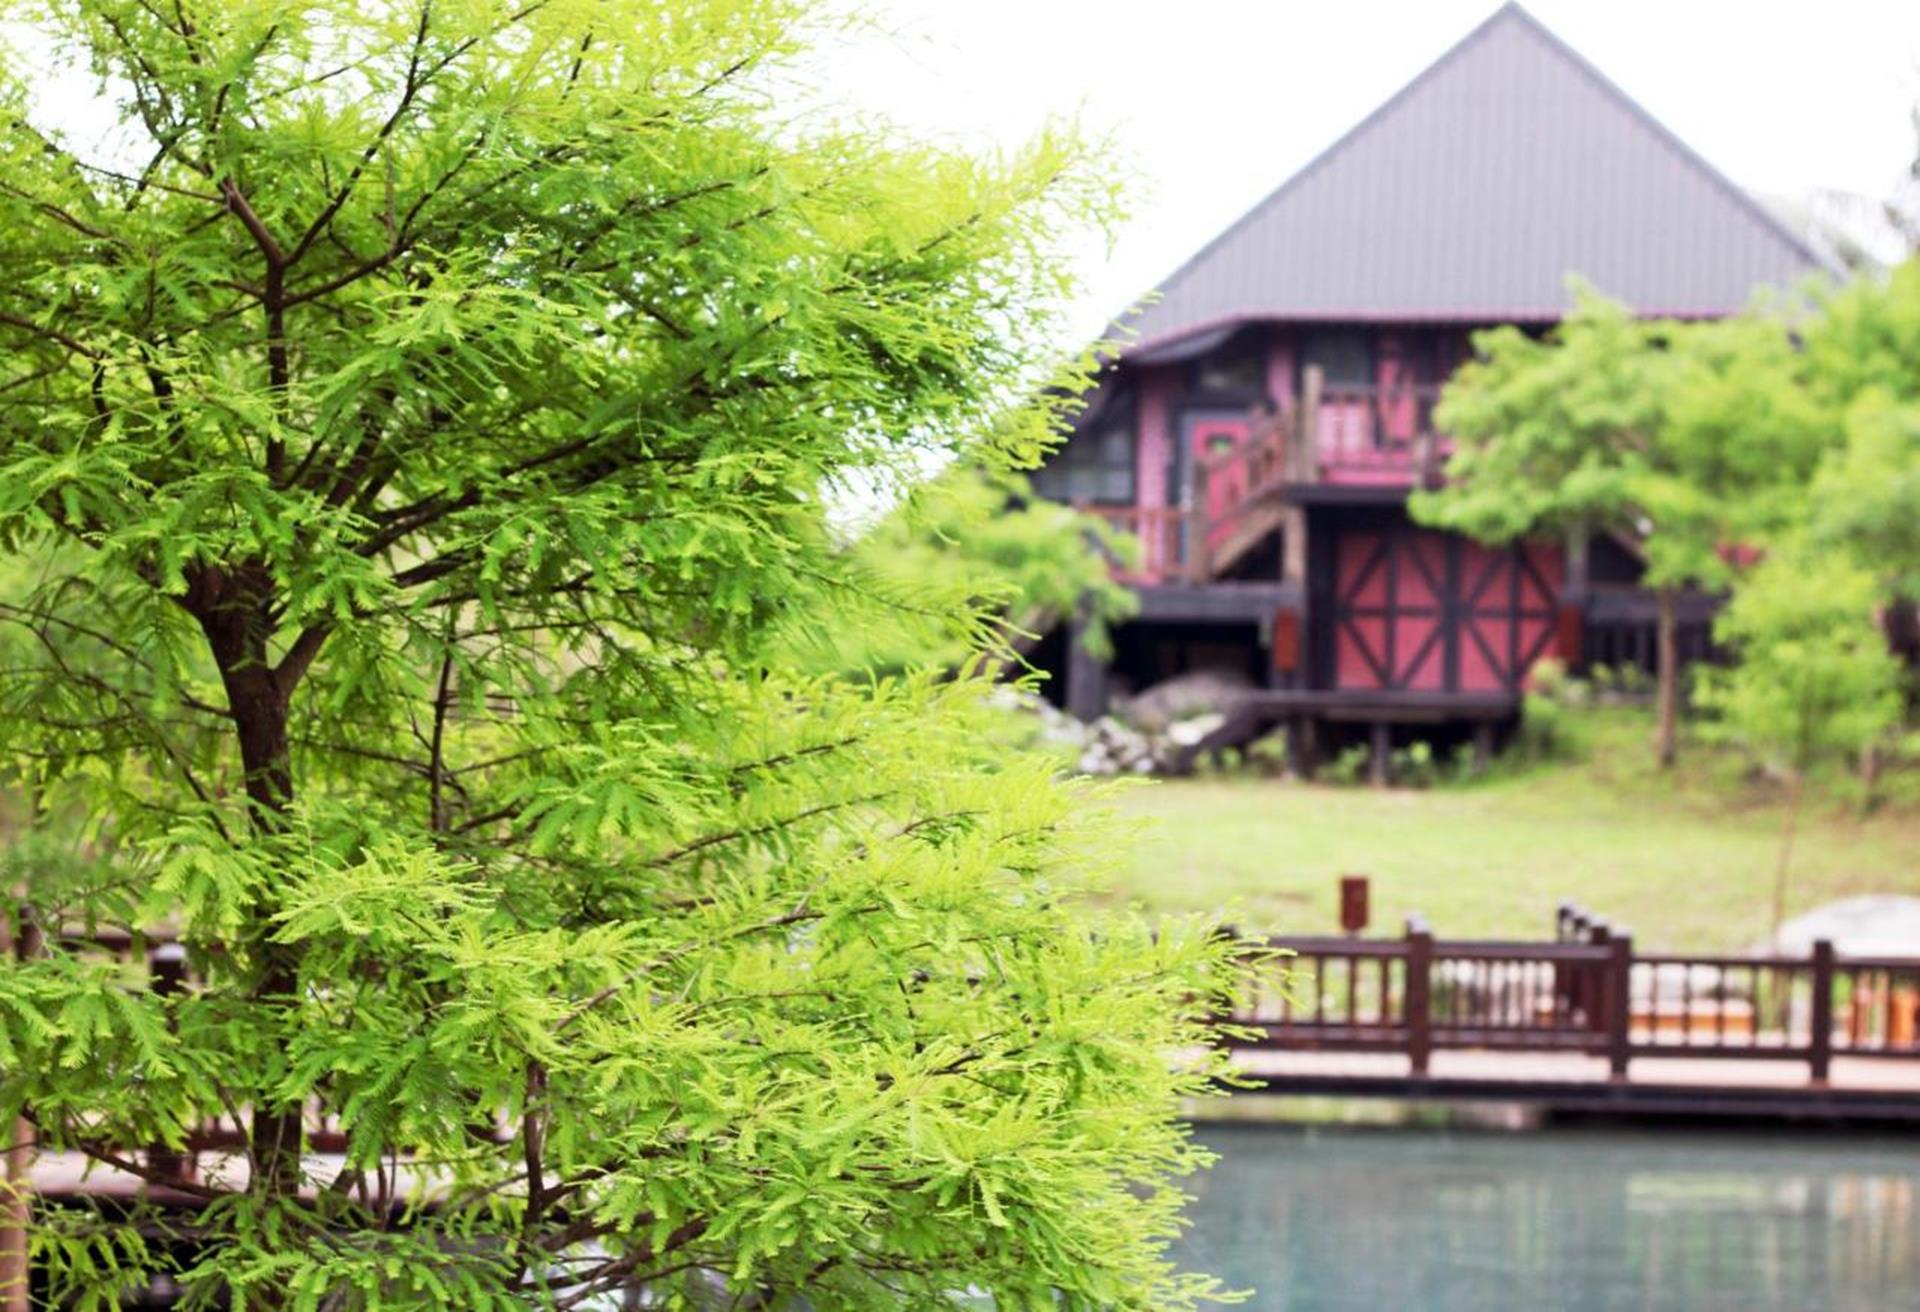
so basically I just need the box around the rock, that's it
[990,675,1257,777]
[1120,668,1255,734]
[1772,896,1920,958]
[1166,712,1227,748]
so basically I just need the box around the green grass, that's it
[1099,706,1920,952]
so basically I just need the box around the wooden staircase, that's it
[1187,371,1320,580]
[1078,365,1448,585]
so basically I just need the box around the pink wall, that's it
[1135,368,1175,511]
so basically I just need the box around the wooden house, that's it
[1028,3,1827,769]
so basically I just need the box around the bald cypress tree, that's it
[0,2,1239,1306]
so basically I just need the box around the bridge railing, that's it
[1232,903,1920,1082]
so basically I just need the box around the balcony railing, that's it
[1077,505,1193,583]
[1312,382,1449,487]
[1072,368,1454,584]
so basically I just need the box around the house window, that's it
[1191,331,1267,396]
[1031,411,1136,505]
[1301,329,1373,389]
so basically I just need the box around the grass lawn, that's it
[1098,707,1920,951]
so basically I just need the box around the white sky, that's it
[15,0,1918,337]
[844,1,1920,334]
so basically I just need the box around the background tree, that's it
[1798,259,1920,607]
[0,2,1242,1308]
[810,466,1138,679]
[1772,260,1920,777]
[1412,288,1822,767]
[1696,552,1903,932]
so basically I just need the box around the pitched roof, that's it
[1120,3,1829,351]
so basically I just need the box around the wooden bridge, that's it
[1224,904,1920,1121]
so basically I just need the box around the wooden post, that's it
[1608,929,1634,1080]
[1809,939,1835,1086]
[1584,919,1611,1034]
[1552,902,1579,1014]
[1339,876,1370,936]
[1294,365,1324,484]
[1065,602,1109,723]
[1555,902,1581,942]
[1405,917,1433,1076]
[1187,483,1211,583]
[1370,722,1392,789]
[1471,722,1496,776]
[1284,717,1316,781]
[1281,505,1307,584]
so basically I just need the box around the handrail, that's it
[1228,903,1920,1084]
[1071,371,1456,583]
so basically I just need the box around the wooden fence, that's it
[1231,902,1920,1083]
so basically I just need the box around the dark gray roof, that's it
[1120,3,1828,350]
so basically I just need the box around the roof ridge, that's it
[1494,4,1834,275]
[1121,3,1523,340]
[1115,1,1831,347]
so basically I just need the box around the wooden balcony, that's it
[1076,366,1453,584]
[1312,381,1450,489]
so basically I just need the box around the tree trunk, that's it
[192,569,305,1203]
[1771,772,1806,940]
[1655,587,1678,769]
[1859,740,1882,814]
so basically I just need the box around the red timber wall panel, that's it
[1134,369,1177,577]
[1457,539,1562,692]
[1332,527,1563,694]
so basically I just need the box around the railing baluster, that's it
[1716,966,1728,1045]
[1680,960,1693,1048]
[1648,958,1660,1045]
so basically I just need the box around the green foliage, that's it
[1414,285,1822,591]
[808,466,1138,678]
[1388,741,1438,789]
[1414,283,1835,768]
[1321,746,1371,788]
[1511,693,1569,766]
[1697,552,1902,773]
[1415,288,1673,554]
[1806,393,1920,597]
[0,2,1243,1308]
[1797,261,1920,598]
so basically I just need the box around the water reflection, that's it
[1177,1125,1920,1312]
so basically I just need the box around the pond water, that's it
[1177,1124,1920,1312]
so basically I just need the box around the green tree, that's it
[812,466,1138,679]
[1697,552,1903,931]
[1798,261,1920,600]
[1412,287,1822,767]
[0,2,1242,1308]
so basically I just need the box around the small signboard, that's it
[1339,875,1370,936]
